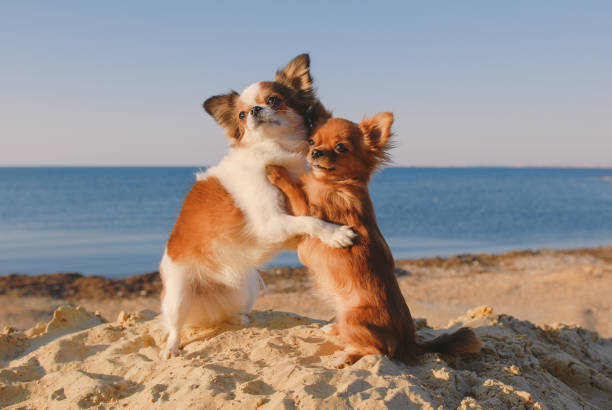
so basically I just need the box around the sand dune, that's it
[1,305,611,409]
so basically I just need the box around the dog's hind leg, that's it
[334,307,393,367]
[160,264,190,359]
[226,269,263,326]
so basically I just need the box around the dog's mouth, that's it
[254,118,281,126]
[313,164,336,171]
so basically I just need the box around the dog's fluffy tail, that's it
[418,327,482,356]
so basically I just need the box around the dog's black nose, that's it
[311,149,324,159]
[250,106,262,116]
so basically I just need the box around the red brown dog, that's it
[267,114,482,366]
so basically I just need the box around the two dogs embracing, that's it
[160,54,482,366]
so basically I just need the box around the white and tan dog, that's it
[159,54,355,358]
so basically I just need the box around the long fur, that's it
[267,115,482,366]
[159,55,356,359]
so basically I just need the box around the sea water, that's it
[1,167,611,277]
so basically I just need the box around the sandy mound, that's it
[1,306,611,409]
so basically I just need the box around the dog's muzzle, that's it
[250,106,263,118]
[311,149,324,160]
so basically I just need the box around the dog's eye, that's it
[308,139,315,146]
[266,96,281,107]
[238,112,246,120]
[335,143,348,153]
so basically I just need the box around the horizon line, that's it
[2,164,612,169]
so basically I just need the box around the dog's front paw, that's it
[266,165,290,185]
[320,224,357,248]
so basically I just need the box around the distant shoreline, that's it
[1,165,612,169]
[2,245,610,300]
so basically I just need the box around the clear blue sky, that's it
[1,1,611,166]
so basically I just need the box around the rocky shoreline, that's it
[2,246,610,300]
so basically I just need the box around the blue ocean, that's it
[1,167,611,277]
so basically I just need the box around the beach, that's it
[1,246,611,408]
[3,1,612,407]
[2,246,611,338]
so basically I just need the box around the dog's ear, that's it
[308,100,332,135]
[203,91,241,140]
[359,112,394,159]
[275,54,313,95]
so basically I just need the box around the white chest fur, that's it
[197,142,307,241]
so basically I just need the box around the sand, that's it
[2,247,612,339]
[1,247,611,408]
[1,305,611,409]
